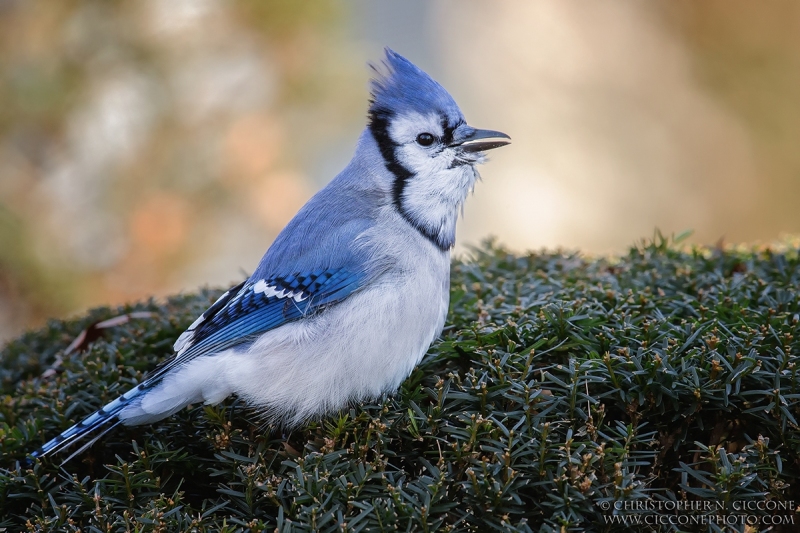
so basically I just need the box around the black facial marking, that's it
[445,118,469,169]
[441,116,455,147]
[369,107,412,203]
[368,107,448,251]
[448,156,472,169]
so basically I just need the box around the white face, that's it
[387,111,483,250]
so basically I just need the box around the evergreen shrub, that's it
[2,235,799,531]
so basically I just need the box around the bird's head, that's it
[367,48,510,250]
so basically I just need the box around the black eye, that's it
[416,133,435,146]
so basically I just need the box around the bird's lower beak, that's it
[456,128,511,153]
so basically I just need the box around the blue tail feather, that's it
[31,383,146,459]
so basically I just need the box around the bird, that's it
[32,48,510,460]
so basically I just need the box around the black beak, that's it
[454,128,511,153]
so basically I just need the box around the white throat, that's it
[395,161,479,250]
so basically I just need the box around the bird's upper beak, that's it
[451,127,511,153]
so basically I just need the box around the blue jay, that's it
[33,49,510,459]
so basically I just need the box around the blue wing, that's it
[136,267,364,386]
[170,268,363,364]
[124,266,366,390]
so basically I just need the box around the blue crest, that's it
[368,48,463,120]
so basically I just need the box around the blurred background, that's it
[1,0,799,343]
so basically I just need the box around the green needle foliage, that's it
[2,234,800,532]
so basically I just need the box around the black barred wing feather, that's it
[172,280,247,356]
[170,268,363,365]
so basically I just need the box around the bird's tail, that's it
[31,382,149,461]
